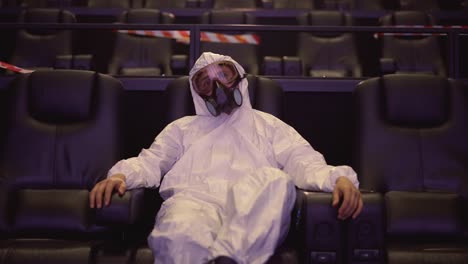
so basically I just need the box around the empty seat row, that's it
[3,0,466,11]
[1,8,449,78]
[1,69,467,264]
[0,69,300,264]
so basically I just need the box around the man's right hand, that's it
[89,174,127,209]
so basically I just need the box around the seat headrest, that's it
[19,8,76,35]
[20,8,76,23]
[307,11,351,26]
[27,70,96,124]
[120,9,174,24]
[88,0,130,8]
[201,10,254,24]
[122,9,161,23]
[381,74,449,128]
[381,11,433,26]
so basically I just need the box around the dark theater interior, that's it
[0,0,467,263]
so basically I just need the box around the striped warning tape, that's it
[116,30,261,45]
[0,61,34,73]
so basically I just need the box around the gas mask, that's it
[192,61,245,116]
[204,80,243,116]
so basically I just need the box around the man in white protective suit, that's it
[90,52,363,264]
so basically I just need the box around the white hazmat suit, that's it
[108,52,359,264]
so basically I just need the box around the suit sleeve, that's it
[107,122,183,189]
[271,118,359,192]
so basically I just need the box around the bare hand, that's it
[89,174,127,209]
[332,176,363,220]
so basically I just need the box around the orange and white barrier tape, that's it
[116,30,261,45]
[0,61,34,73]
[373,25,468,38]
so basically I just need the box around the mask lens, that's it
[205,99,219,116]
[232,88,243,106]
[192,61,240,96]
[217,62,239,87]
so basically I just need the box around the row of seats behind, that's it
[2,0,466,11]
[1,8,448,78]
[1,69,467,263]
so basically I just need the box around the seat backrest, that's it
[144,0,191,8]
[353,73,468,241]
[315,0,353,10]
[87,0,136,8]
[212,0,258,8]
[200,9,256,24]
[199,10,259,75]
[379,11,445,76]
[0,70,124,237]
[398,0,440,11]
[164,75,283,123]
[10,8,76,70]
[354,74,468,193]
[297,11,361,77]
[297,34,362,77]
[267,0,316,9]
[380,10,435,26]
[297,10,353,26]
[352,0,386,10]
[315,0,385,10]
[16,0,52,7]
[108,9,175,76]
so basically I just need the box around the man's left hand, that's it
[332,176,363,220]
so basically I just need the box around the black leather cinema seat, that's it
[261,0,317,9]
[145,0,197,8]
[0,70,150,264]
[9,8,76,72]
[88,0,133,8]
[211,0,258,8]
[397,0,440,11]
[263,0,384,9]
[107,9,185,76]
[8,8,94,72]
[271,10,362,78]
[349,74,468,264]
[13,0,55,7]
[379,11,446,76]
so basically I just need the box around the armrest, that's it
[345,191,385,263]
[171,54,188,75]
[95,189,146,226]
[379,57,397,75]
[282,56,302,76]
[294,190,344,263]
[73,54,94,71]
[55,55,73,69]
[263,56,283,76]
